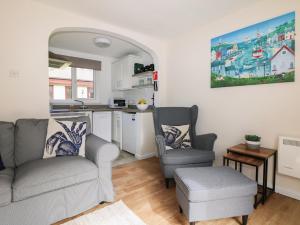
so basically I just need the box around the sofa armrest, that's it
[85,134,119,202]
[85,134,119,164]
[155,135,167,156]
[193,133,217,151]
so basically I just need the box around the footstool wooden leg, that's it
[179,206,183,214]
[165,178,170,188]
[242,215,248,225]
[190,222,195,225]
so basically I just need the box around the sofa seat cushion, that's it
[13,156,98,201]
[174,167,257,202]
[0,168,14,207]
[161,149,215,165]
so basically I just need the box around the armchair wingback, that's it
[153,105,198,143]
[153,105,217,188]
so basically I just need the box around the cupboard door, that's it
[112,55,141,91]
[92,112,112,142]
[111,60,123,90]
[112,112,122,148]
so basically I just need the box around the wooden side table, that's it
[223,144,277,207]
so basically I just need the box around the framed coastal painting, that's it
[211,12,295,88]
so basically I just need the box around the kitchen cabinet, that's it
[111,55,141,90]
[122,112,156,159]
[92,112,112,142]
[112,111,122,148]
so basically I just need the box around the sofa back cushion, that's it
[14,116,91,166]
[0,155,5,171]
[15,119,48,166]
[0,122,15,168]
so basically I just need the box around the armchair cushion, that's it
[161,124,191,150]
[0,168,14,207]
[13,156,97,201]
[161,149,215,165]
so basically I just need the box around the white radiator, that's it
[278,136,300,179]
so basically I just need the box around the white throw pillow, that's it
[161,124,191,150]
[43,118,87,158]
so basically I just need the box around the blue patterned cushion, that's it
[161,124,191,150]
[0,155,5,171]
[43,118,87,158]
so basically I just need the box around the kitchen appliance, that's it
[134,63,144,74]
[122,112,137,155]
[110,98,127,108]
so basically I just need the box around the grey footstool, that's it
[174,167,257,225]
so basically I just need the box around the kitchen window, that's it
[49,66,96,102]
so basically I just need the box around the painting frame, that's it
[211,12,295,88]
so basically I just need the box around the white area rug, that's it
[63,201,146,225]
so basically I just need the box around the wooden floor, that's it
[55,157,300,225]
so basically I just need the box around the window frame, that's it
[49,67,98,104]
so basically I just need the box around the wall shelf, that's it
[132,71,153,77]
[132,84,153,89]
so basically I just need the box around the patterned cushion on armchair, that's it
[161,124,191,150]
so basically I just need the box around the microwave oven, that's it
[110,98,127,108]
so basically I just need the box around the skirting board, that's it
[275,186,300,201]
[135,152,157,160]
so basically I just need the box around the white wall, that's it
[0,0,167,122]
[123,88,154,106]
[166,0,300,199]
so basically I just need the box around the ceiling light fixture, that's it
[94,37,111,48]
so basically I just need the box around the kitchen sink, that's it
[50,109,71,113]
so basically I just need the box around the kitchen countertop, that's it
[50,105,154,114]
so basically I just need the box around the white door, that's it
[92,112,112,142]
[122,113,137,154]
[111,60,123,90]
[112,111,122,147]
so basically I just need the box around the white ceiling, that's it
[49,31,147,58]
[37,0,261,39]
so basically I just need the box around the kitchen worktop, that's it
[50,105,154,114]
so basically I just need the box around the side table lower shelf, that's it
[223,153,266,208]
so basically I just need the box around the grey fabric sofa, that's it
[0,117,119,225]
[153,105,217,188]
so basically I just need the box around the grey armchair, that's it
[153,105,217,188]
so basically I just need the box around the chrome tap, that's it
[74,100,88,110]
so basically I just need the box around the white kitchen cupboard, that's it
[122,112,156,159]
[112,111,122,148]
[92,112,112,142]
[111,55,141,91]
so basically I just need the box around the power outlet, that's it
[9,70,20,78]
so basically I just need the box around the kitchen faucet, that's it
[74,100,88,109]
